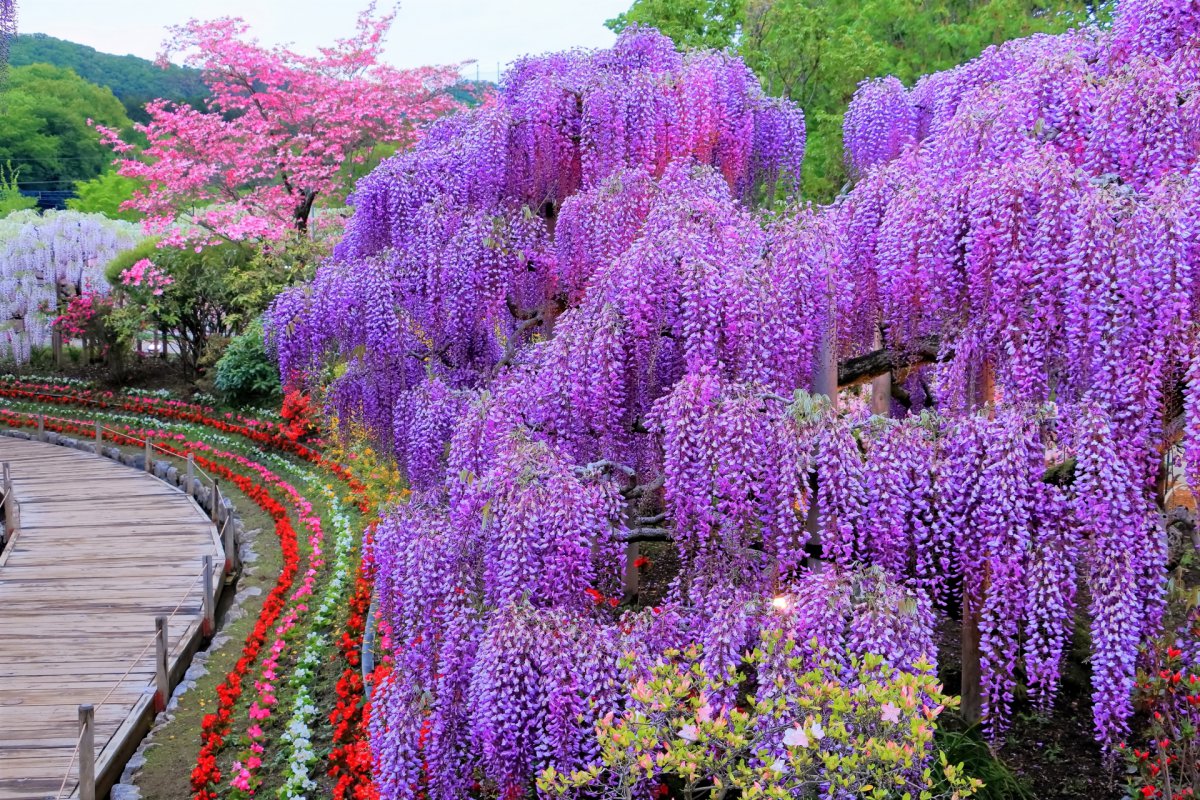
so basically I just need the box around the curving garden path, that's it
[0,437,223,800]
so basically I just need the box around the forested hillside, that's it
[10,33,207,122]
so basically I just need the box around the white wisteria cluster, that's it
[0,211,142,362]
[278,481,357,799]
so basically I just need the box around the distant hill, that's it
[9,33,207,123]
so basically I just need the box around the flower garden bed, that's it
[0,378,384,799]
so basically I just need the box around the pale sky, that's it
[17,1,631,81]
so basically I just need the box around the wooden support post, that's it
[154,615,169,713]
[94,421,102,456]
[202,555,215,637]
[960,358,996,728]
[144,439,153,473]
[806,281,838,567]
[211,479,220,523]
[870,325,892,416]
[78,704,95,800]
[37,414,44,442]
[52,327,62,369]
[622,541,640,602]
[186,454,195,498]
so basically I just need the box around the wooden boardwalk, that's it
[0,437,223,800]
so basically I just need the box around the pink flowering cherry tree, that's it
[98,4,466,245]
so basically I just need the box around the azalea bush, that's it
[52,291,129,366]
[541,638,979,800]
[105,239,246,374]
[1122,570,1200,799]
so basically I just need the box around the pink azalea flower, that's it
[782,726,809,748]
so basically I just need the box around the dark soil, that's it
[8,354,200,395]
[935,607,1120,800]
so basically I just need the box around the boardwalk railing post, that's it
[210,479,220,523]
[37,414,44,442]
[186,454,195,498]
[78,703,95,800]
[2,463,12,537]
[154,615,169,713]
[94,421,102,456]
[223,518,238,576]
[144,439,153,474]
[202,555,215,637]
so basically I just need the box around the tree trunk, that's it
[961,358,995,727]
[295,190,317,234]
[869,325,891,416]
[806,284,839,568]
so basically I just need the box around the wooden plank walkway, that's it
[0,437,223,800]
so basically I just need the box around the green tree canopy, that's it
[0,64,133,192]
[10,34,208,123]
[606,0,743,49]
[67,170,143,221]
[609,0,1101,200]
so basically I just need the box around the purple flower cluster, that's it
[270,7,1200,790]
[829,3,1200,744]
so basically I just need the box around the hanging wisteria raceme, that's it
[647,370,809,600]
[843,76,918,179]
[274,6,1200,794]
[267,27,806,460]
[829,0,1200,745]
[0,210,142,363]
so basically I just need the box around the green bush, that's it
[214,321,280,406]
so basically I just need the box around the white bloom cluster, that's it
[278,483,358,799]
[0,211,142,362]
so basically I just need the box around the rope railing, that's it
[0,393,246,799]
[23,410,228,523]
[5,409,242,579]
[52,561,215,800]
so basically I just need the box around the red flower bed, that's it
[329,529,378,800]
[0,390,380,795]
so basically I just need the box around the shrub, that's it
[1122,567,1200,799]
[214,321,280,406]
[539,637,982,800]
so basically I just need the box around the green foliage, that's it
[934,729,1031,800]
[0,64,133,191]
[67,170,143,221]
[214,321,281,406]
[0,162,36,217]
[106,239,250,376]
[607,0,743,49]
[226,236,327,331]
[10,33,208,124]
[610,0,1095,201]
[1122,567,1200,796]
[540,636,982,799]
